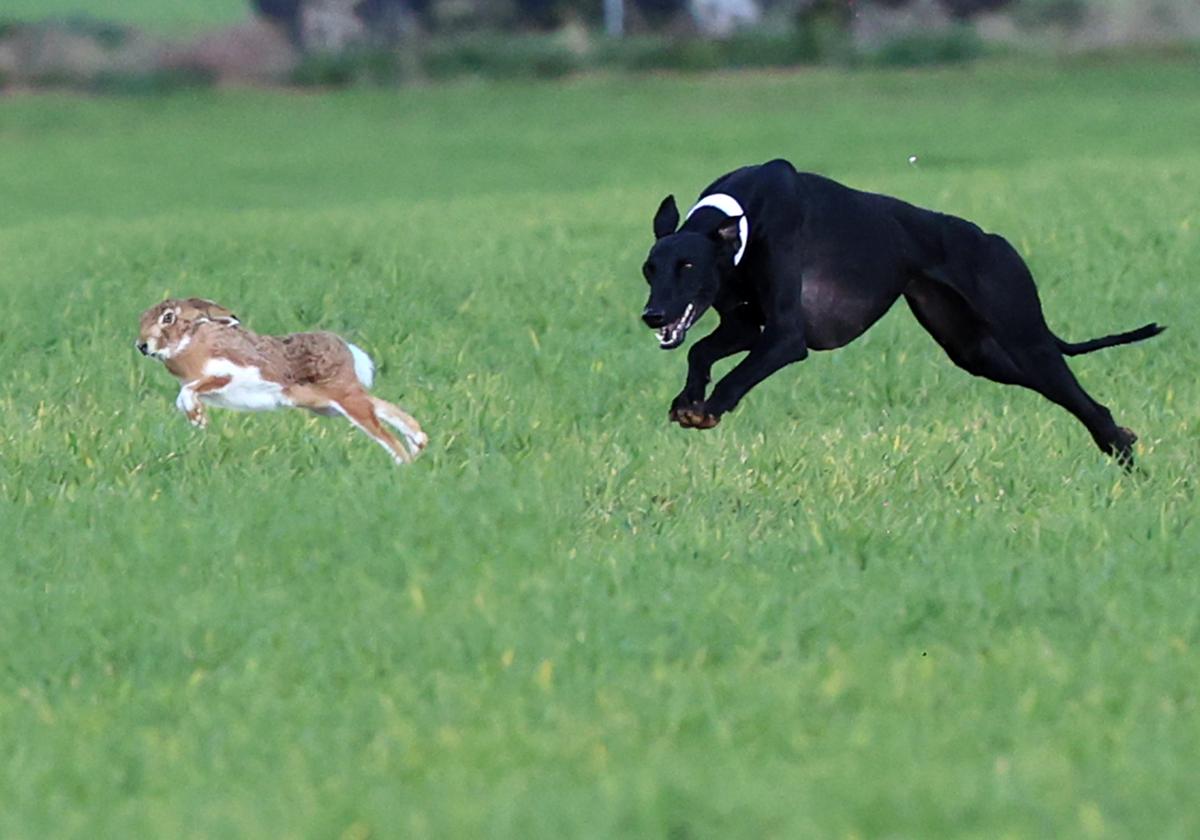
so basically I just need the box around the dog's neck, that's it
[686,193,749,266]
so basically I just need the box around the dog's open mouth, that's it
[656,303,698,350]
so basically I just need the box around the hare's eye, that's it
[161,311,175,325]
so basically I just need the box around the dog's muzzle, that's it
[649,302,697,350]
[136,341,150,356]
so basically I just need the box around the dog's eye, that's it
[680,262,694,271]
[161,311,175,325]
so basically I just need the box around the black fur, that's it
[641,159,1164,465]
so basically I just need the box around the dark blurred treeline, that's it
[1,0,1195,92]
[253,0,1022,47]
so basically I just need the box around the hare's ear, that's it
[208,309,240,326]
[187,298,240,326]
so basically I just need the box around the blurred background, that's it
[2,0,1198,91]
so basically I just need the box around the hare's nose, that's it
[136,341,149,355]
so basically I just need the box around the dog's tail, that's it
[1055,322,1165,356]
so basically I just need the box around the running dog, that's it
[641,159,1162,465]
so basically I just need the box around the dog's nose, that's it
[642,307,667,328]
[136,341,149,355]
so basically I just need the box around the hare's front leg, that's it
[175,376,231,428]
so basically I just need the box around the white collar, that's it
[686,192,749,266]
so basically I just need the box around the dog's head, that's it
[641,195,743,349]
[136,298,239,360]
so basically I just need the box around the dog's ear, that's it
[653,195,679,239]
[712,217,743,252]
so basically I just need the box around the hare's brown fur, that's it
[137,298,426,465]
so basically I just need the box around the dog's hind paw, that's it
[1109,426,1138,469]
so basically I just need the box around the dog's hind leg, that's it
[1006,346,1136,465]
[904,276,1135,465]
[904,276,1025,384]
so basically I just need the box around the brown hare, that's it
[137,298,426,465]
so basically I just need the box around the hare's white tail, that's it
[344,342,375,389]
[370,396,428,455]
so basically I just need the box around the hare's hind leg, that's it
[370,396,428,457]
[329,392,413,465]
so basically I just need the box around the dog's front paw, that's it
[187,408,208,429]
[683,410,721,430]
[670,400,721,430]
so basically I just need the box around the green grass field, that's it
[2,59,1199,838]
[2,0,249,33]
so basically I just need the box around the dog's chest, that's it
[201,358,292,411]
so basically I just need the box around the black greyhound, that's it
[641,159,1163,464]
